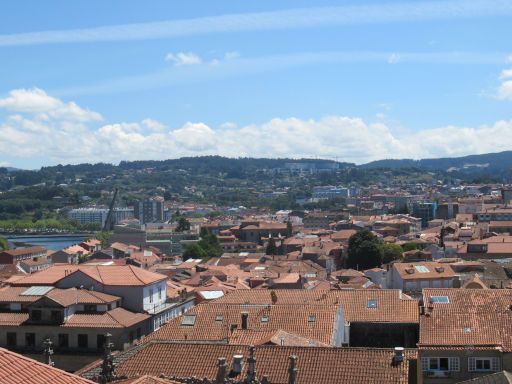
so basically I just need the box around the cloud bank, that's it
[1,0,511,46]
[1,88,512,166]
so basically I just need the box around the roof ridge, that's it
[129,265,147,285]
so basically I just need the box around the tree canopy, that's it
[347,230,383,270]
[380,243,403,264]
[265,237,278,255]
[176,217,191,232]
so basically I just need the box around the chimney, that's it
[231,354,244,375]
[215,357,228,383]
[393,347,405,364]
[241,312,249,330]
[246,346,256,381]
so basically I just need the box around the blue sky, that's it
[1,0,512,169]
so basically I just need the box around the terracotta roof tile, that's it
[63,307,149,328]
[420,289,512,351]
[11,265,166,287]
[212,289,419,323]
[0,347,95,384]
[80,342,416,384]
[144,303,340,345]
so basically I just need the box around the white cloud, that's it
[1,1,512,46]
[171,122,217,151]
[2,88,512,165]
[387,53,401,64]
[165,52,202,66]
[58,50,508,97]
[224,51,240,60]
[0,88,102,122]
[496,68,512,100]
[142,118,167,132]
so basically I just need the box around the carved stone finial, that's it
[287,355,298,384]
[99,333,117,384]
[42,338,54,367]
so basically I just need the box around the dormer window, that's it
[31,309,42,321]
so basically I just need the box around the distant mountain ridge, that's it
[360,150,512,173]
[3,151,512,176]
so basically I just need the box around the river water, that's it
[5,235,87,251]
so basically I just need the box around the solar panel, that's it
[20,286,54,296]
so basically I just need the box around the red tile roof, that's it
[63,307,149,328]
[11,265,166,287]
[0,347,94,383]
[212,289,419,323]
[79,342,416,384]
[143,303,340,345]
[1,246,46,257]
[0,286,119,306]
[420,289,512,351]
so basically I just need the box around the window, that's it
[78,334,88,348]
[25,333,35,347]
[415,266,430,273]
[469,357,500,372]
[6,332,16,347]
[261,315,269,323]
[181,314,196,326]
[84,304,96,313]
[51,310,62,322]
[149,288,154,303]
[308,315,316,322]
[58,334,69,348]
[215,314,224,321]
[158,286,162,300]
[137,327,142,339]
[430,296,450,304]
[31,309,42,321]
[367,299,378,308]
[421,357,459,372]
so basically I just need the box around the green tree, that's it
[347,230,383,270]
[380,243,403,264]
[197,233,223,258]
[401,242,420,252]
[182,243,207,261]
[0,236,8,251]
[92,231,111,248]
[265,237,278,255]
[176,217,191,232]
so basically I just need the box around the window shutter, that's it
[421,357,429,371]
[449,357,460,371]
[491,357,500,372]
[468,357,476,372]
